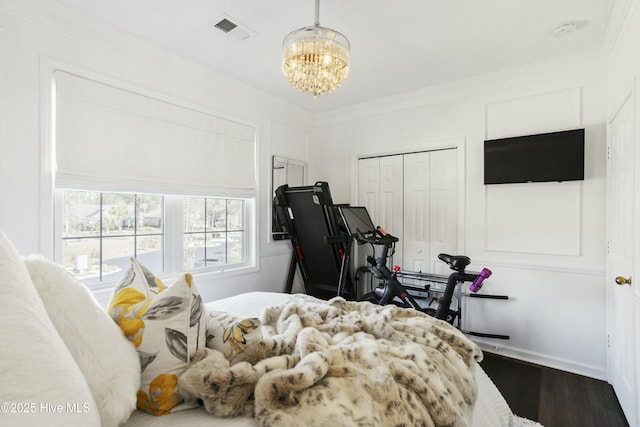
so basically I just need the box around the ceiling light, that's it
[282,0,350,98]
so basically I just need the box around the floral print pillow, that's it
[206,311,262,360]
[108,259,206,416]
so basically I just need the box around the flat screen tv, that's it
[484,128,585,184]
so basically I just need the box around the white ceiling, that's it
[51,0,616,113]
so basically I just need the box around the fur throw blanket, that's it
[180,295,482,427]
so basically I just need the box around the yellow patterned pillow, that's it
[108,259,206,416]
[206,311,262,360]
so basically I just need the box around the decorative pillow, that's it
[0,229,100,427]
[108,259,206,416]
[24,255,140,427]
[206,310,262,360]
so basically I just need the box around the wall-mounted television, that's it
[484,128,585,185]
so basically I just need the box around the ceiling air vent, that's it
[215,18,237,33]
[212,15,255,40]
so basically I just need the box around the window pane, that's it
[102,236,135,281]
[137,236,163,273]
[58,190,250,283]
[227,200,244,231]
[138,194,163,234]
[227,231,245,264]
[205,232,226,266]
[183,197,246,270]
[206,199,226,232]
[184,198,205,232]
[61,238,100,280]
[61,190,101,238]
[102,193,135,236]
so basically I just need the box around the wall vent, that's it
[212,15,256,40]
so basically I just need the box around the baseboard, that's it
[472,338,607,381]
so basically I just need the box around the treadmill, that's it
[273,182,354,300]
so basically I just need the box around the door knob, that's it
[615,276,632,286]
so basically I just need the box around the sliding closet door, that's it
[358,150,457,275]
[357,155,403,266]
[427,149,458,273]
[403,149,457,274]
[358,157,380,222]
[379,155,404,245]
[404,152,430,272]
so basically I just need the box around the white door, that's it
[428,149,458,274]
[358,150,458,276]
[358,157,380,222]
[403,149,458,274]
[404,152,431,273]
[379,155,404,267]
[357,155,403,265]
[607,93,639,427]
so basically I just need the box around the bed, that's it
[123,292,541,427]
[0,229,540,427]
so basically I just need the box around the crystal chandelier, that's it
[282,0,350,98]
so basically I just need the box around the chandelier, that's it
[282,0,350,98]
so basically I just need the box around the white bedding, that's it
[123,292,516,427]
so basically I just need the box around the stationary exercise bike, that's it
[337,205,492,324]
[356,226,425,309]
[350,225,491,325]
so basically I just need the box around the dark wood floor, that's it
[479,352,629,427]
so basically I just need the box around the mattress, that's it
[123,292,515,427]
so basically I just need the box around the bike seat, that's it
[438,253,471,272]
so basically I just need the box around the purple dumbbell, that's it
[469,268,492,293]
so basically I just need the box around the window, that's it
[56,189,251,286]
[183,198,246,270]
[51,71,258,286]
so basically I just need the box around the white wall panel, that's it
[486,87,582,139]
[465,260,606,379]
[484,87,583,255]
[485,182,581,255]
[270,121,310,166]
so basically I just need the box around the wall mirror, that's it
[272,155,306,239]
[272,155,306,193]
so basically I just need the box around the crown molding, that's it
[315,49,607,127]
[602,0,638,55]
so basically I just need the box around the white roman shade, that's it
[54,70,256,195]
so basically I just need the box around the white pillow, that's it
[108,259,207,416]
[0,230,100,427]
[24,255,140,427]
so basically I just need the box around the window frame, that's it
[54,189,257,290]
